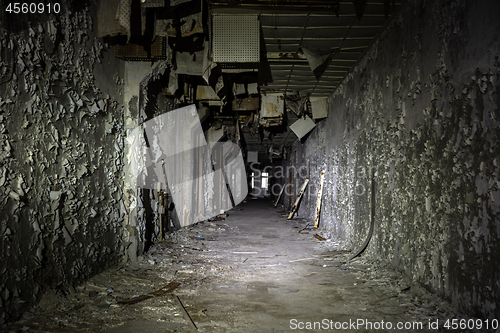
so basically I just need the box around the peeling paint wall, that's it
[286,0,500,319]
[122,61,159,262]
[0,1,126,322]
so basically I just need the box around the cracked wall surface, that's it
[285,0,500,319]
[0,1,126,323]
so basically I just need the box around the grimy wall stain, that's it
[285,0,500,319]
[0,2,126,322]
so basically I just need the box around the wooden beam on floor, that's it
[274,184,285,207]
[175,295,198,330]
[314,170,325,229]
[287,178,309,220]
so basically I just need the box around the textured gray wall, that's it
[285,0,500,319]
[0,1,126,322]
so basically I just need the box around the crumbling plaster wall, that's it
[0,1,128,322]
[287,0,500,318]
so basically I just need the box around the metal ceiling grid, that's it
[213,14,260,62]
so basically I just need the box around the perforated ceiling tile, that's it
[213,15,260,63]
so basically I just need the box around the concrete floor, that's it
[7,199,471,333]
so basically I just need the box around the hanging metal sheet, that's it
[232,96,260,111]
[301,47,333,80]
[175,50,204,75]
[247,83,259,95]
[233,83,246,96]
[196,86,220,101]
[259,95,284,127]
[290,115,316,139]
[311,97,328,119]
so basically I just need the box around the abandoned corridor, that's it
[1,0,500,330]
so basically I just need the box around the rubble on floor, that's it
[5,201,476,333]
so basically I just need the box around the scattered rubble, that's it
[5,201,473,332]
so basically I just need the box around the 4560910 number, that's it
[5,3,60,14]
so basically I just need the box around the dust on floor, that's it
[5,200,473,333]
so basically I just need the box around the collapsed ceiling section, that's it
[98,0,400,164]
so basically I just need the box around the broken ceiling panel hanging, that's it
[301,47,334,81]
[196,85,219,101]
[290,115,316,140]
[116,0,133,40]
[232,96,260,111]
[285,93,309,117]
[310,97,328,119]
[259,95,284,127]
[175,50,204,75]
[97,0,127,38]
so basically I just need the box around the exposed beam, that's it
[262,25,383,29]
[266,50,363,62]
[209,0,340,10]
[264,37,375,41]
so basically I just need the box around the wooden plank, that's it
[313,234,326,241]
[149,282,181,296]
[313,170,325,228]
[274,184,285,207]
[287,178,309,220]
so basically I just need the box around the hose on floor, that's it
[347,168,376,261]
